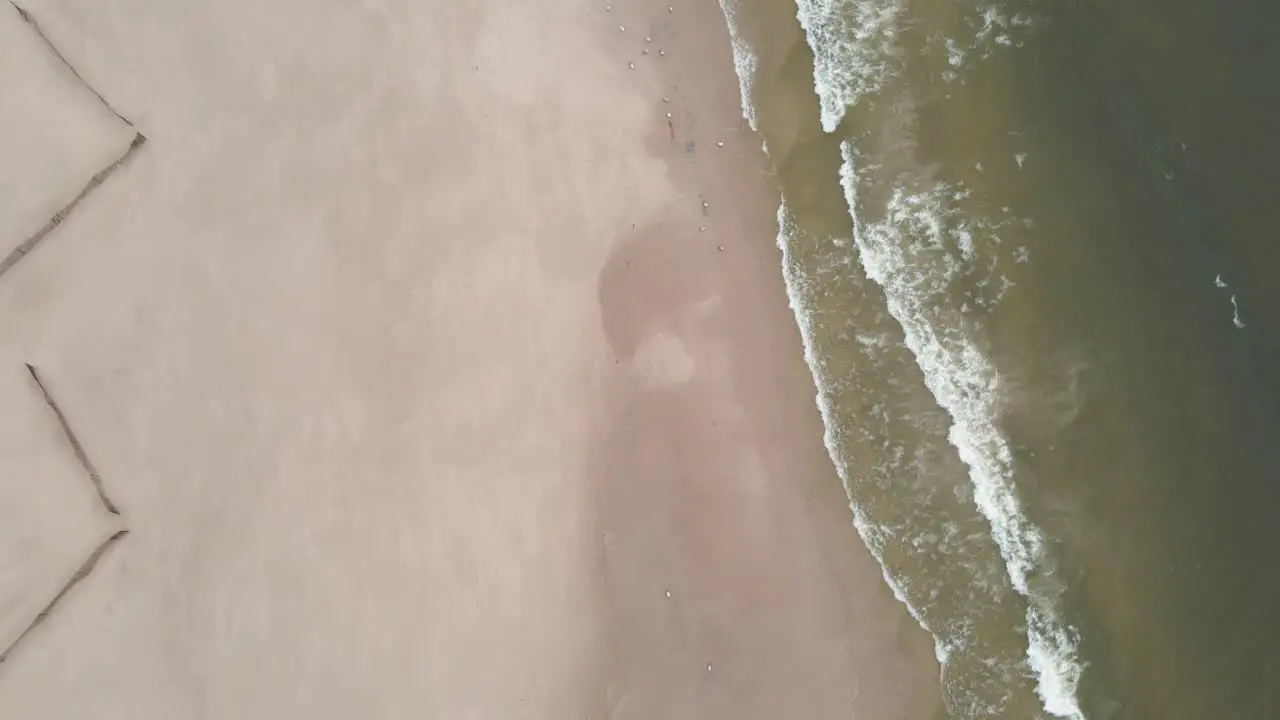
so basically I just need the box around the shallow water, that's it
[720,0,1280,716]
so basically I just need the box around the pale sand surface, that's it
[0,0,938,718]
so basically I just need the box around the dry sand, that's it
[0,0,939,718]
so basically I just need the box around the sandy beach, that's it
[0,0,938,717]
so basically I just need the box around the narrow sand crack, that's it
[8,1,136,127]
[25,363,122,516]
[0,133,146,281]
[0,529,128,669]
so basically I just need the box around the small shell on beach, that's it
[662,97,670,103]
[645,36,652,43]
[628,62,634,69]
[619,25,625,32]
[666,112,672,118]
[706,663,713,672]
[716,141,725,147]
[659,50,666,56]
[702,201,709,209]
[665,589,672,598]
[669,6,674,12]
[718,245,725,251]
[641,49,649,54]
[699,226,708,232]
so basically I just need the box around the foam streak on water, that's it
[839,141,1086,719]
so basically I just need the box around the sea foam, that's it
[775,181,1030,720]
[839,141,1087,719]
[796,0,1090,714]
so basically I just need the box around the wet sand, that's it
[0,0,937,717]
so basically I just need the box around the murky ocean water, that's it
[717,0,1280,716]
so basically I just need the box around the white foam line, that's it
[838,140,1086,720]
[715,0,760,131]
[773,201,949,665]
[792,0,905,132]
[775,198,1027,718]
[715,3,1065,714]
